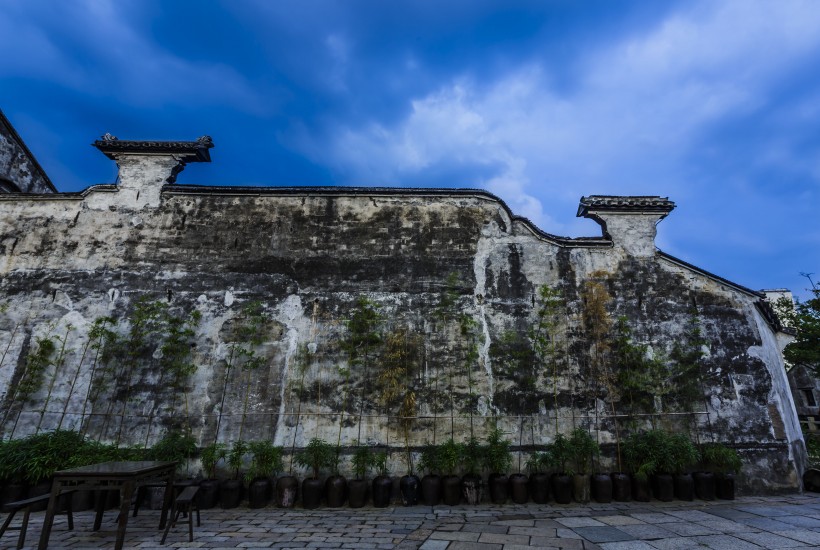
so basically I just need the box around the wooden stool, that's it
[1,490,75,549]
[160,485,200,544]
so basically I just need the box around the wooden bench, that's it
[1,490,75,550]
[160,485,200,544]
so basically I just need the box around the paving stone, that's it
[737,516,796,531]
[557,517,607,528]
[774,528,820,545]
[629,513,679,524]
[572,526,634,543]
[599,542,657,550]
[529,536,586,549]
[447,542,502,550]
[776,514,820,528]
[646,538,702,549]
[734,531,804,547]
[476,531,530,544]
[694,519,751,533]
[735,505,794,517]
[507,525,557,537]
[418,541,449,550]
[689,534,763,549]
[429,530,481,542]
[614,523,675,540]
[661,521,720,536]
[702,508,757,521]
[595,515,647,526]
[461,523,509,534]
[665,510,721,522]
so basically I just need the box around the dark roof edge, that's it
[163,184,612,248]
[658,251,764,298]
[0,184,117,201]
[0,109,58,193]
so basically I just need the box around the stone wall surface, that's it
[0,158,805,493]
[0,112,55,194]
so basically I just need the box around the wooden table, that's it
[38,461,177,550]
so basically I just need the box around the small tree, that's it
[200,442,227,479]
[295,438,333,480]
[778,275,820,375]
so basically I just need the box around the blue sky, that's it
[1,0,818,298]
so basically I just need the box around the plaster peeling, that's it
[274,294,303,446]
[224,290,234,307]
[478,302,494,410]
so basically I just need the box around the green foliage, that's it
[352,447,373,479]
[149,430,197,468]
[438,439,460,476]
[295,438,334,479]
[531,285,565,369]
[373,451,389,476]
[227,440,248,480]
[341,297,382,367]
[612,317,669,414]
[701,443,742,474]
[246,440,284,482]
[378,326,421,421]
[525,450,552,474]
[160,310,202,387]
[200,442,227,479]
[668,309,707,410]
[231,300,269,371]
[418,444,441,475]
[567,428,600,475]
[779,279,820,374]
[459,436,485,475]
[0,430,140,485]
[484,427,513,474]
[547,433,573,475]
[18,335,57,401]
[623,430,700,480]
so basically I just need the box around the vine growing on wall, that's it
[435,273,460,441]
[36,325,73,433]
[581,274,621,471]
[341,296,382,448]
[233,301,268,442]
[612,316,669,422]
[459,312,481,439]
[378,325,422,474]
[531,285,567,433]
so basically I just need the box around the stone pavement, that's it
[5,493,820,550]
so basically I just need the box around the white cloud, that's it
[309,0,820,236]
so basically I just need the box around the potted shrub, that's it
[221,440,247,508]
[325,445,347,507]
[349,446,372,508]
[198,442,226,509]
[371,451,393,508]
[459,436,485,505]
[525,450,551,504]
[485,427,513,504]
[547,433,573,504]
[418,444,442,506]
[295,438,333,509]
[439,439,461,505]
[246,441,283,508]
[568,428,599,503]
[623,433,655,502]
[668,433,699,501]
[702,442,742,500]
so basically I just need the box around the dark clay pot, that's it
[551,473,572,504]
[442,475,461,506]
[461,474,483,505]
[276,476,298,508]
[653,474,674,502]
[197,479,220,509]
[325,475,347,507]
[372,475,393,508]
[28,480,52,511]
[592,473,612,503]
[302,477,323,509]
[573,473,591,503]
[632,476,651,502]
[421,474,441,506]
[529,473,550,504]
[488,473,509,504]
[694,471,715,500]
[674,472,694,501]
[348,479,369,508]
[0,483,27,507]
[248,478,270,509]
[400,474,420,506]
[509,473,529,504]
[611,473,631,502]
[716,473,735,500]
[220,479,243,509]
